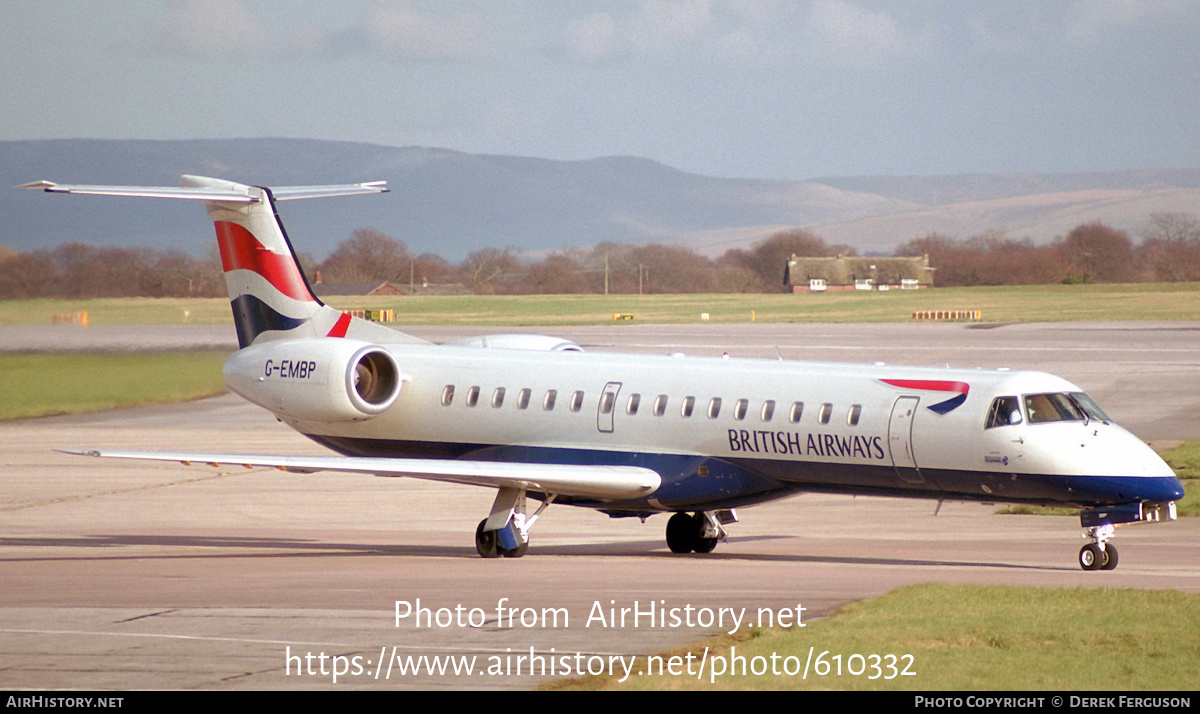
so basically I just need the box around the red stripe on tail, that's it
[327,312,352,338]
[215,221,314,302]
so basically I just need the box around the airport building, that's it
[785,254,934,292]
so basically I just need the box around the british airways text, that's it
[728,429,886,460]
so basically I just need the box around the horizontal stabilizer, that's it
[272,182,389,201]
[19,176,388,202]
[60,449,661,500]
[19,180,259,202]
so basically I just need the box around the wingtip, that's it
[56,448,102,457]
[18,180,58,191]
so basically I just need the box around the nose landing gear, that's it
[1077,501,1177,571]
[1079,524,1118,571]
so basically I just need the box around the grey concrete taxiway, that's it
[2,321,1198,690]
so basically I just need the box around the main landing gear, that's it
[1078,524,1118,571]
[665,510,736,554]
[474,487,555,558]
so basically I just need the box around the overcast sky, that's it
[4,1,1199,180]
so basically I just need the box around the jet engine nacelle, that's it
[223,339,405,422]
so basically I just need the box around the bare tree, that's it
[722,229,836,291]
[317,228,412,283]
[461,247,522,294]
[1139,213,1200,281]
[1055,222,1136,283]
[897,232,1067,286]
[519,253,590,294]
[1141,212,1200,244]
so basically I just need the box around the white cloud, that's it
[1063,0,1195,44]
[712,26,761,62]
[626,0,715,53]
[557,1,934,68]
[560,0,717,62]
[159,0,281,57]
[154,0,343,58]
[805,0,934,67]
[966,14,1033,55]
[563,12,619,62]
[364,0,489,61]
[722,0,789,26]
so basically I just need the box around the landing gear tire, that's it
[1100,543,1118,570]
[693,537,718,554]
[666,512,699,553]
[500,540,529,558]
[476,518,500,559]
[1079,543,1107,571]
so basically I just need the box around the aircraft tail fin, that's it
[21,176,425,349]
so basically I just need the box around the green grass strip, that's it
[0,350,229,420]
[551,584,1200,690]
[1160,441,1200,516]
[3,282,1200,326]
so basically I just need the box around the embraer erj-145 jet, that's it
[21,176,1184,570]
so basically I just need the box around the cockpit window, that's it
[1024,393,1084,424]
[985,396,1022,428]
[1069,392,1111,423]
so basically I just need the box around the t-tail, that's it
[20,175,423,348]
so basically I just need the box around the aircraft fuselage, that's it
[250,342,1180,515]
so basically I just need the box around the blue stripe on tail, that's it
[230,294,309,348]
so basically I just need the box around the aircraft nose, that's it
[1084,474,1186,507]
[1166,476,1186,502]
[1137,475,1186,502]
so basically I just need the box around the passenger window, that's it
[733,399,748,420]
[466,386,480,407]
[543,390,557,411]
[985,396,1022,428]
[627,393,641,415]
[847,404,862,426]
[570,391,584,412]
[517,388,531,410]
[681,396,695,418]
[653,395,668,416]
[818,403,832,424]
[492,387,506,408]
[441,385,455,406]
[707,398,722,419]
[600,391,615,415]
[761,400,775,422]
[789,402,804,423]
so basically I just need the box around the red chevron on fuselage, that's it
[881,378,970,414]
[879,378,969,396]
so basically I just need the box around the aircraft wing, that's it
[59,449,660,500]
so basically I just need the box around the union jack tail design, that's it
[21,175,423,349]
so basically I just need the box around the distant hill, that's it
[4,139,1198,259]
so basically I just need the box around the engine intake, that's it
[348,347,401,414]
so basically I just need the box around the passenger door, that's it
[888,396,923,484]
[597,382,622,433]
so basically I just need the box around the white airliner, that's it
[21,176,1184,570]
